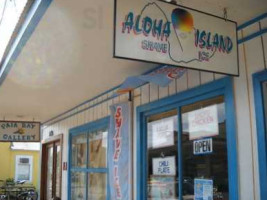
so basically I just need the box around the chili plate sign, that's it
[114,0,239,76]
[0,121,40,142]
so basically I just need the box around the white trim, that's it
[15,155,33,183]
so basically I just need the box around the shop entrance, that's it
[136,78,238,200]
[40,135,62,200]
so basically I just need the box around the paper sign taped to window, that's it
[188,105,219,140]
[152,118,174,148]
[194,179,213,200]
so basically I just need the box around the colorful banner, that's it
[117,65,186,94]
[108,102,132,200]
[114,0,238,76]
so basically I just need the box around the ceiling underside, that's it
[0,0,266,122]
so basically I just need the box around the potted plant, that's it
[6,178,15,186]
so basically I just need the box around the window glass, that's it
[72,134,87,168]
[16,155,32,182]
[88,130,108,168]
[181,96,228,200]
[55,145,61,197]
[88,173,106,200]
[147,110,179,199]
[70,125,108,200]
[71,172,86,200]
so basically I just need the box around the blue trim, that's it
[136,77,239,200]
[253,70,267,200]
[237,13,267,31]
[68,117,110,200]
[238,28,267,44]
[0,0,53,86]
[177,107,183,200]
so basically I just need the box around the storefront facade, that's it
[41,13,267,200]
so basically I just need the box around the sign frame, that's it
[0,120,41,142]
[113,0,239,76]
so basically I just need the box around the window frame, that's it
[136,77,238,200]
[15,155,33,183]
[253,69,267,200]
[68,116,110,200]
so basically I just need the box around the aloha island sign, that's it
[0,121,40,142]
[114,0,239,76]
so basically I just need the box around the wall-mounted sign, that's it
[152,118,174,148]
[0,121,40,142]
[193,138,213,155]
[188,105,219,140]
[194,179,213,200]
[153,156,176,176]
[114,0,238,76]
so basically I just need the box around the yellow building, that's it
[0,142,40,188]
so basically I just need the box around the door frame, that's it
[136,77,238,200]
[253,69,267,200]
[40,134,63,200]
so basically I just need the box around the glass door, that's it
[46,144,54,199]
[143,96,229,200]
[41,137,62,200]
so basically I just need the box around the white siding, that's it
[42,20,267,200]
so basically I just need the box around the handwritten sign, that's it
[0,121,40,142]
[153,156,176,176]
[193,138,213,155]
[152,118,174,148]
[188,105,219,140]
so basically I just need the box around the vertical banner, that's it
[108,102,132,200]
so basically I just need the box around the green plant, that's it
[6,178,15,185]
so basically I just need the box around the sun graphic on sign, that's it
[13,128,26,135]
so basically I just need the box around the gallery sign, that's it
[114,0,239,76]
[0,121,40,142]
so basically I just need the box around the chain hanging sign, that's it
[0,121,40,142]
[114,0,239,76]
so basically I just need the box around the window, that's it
[15,155,33,182]
[0,0,34,66]
[69,118,109,200]
[253,70,267,199]
[181,97,228,199]
[137,77,238,200]
[147,110,178,199]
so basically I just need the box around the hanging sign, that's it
[152,156,176,176]
[108,102,132,200]
[114,0,238,76]
[188,105,219,140]
[0,121,40,142]
[193,138,213,155]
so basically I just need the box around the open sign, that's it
[193,138,213,155]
